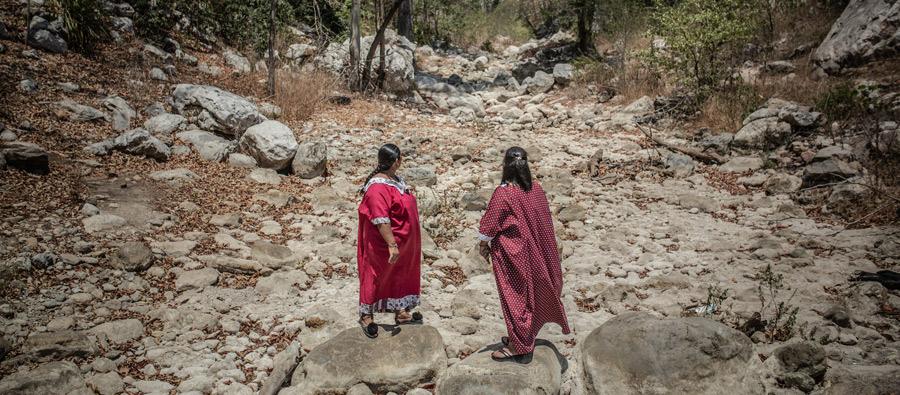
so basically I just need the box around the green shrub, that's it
[643,0,762,95]
[49,0,111,54]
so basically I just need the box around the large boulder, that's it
[103,96,136,131]
[802,158,858,186]
[21,330,98,361]
[86,129,171,162]
[292,140,327,178]
[0,361,89,394]
[524,70,555,94]
[27,16,67,53]
[111,241,155,272]
[581,313,762,395]
[813,0,900,74]
[144,113,186,135]
[176,130,234,162]
[171,84,265,137]
[239,121,299,170]
[90,319,145,345]
[284,325,446,394]
[224,49,252,74]
[1,142,49,174]
[54,99,107,122]
[733,99,821,149]
[436,340,564,394]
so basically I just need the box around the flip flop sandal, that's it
[359,317,378,339]
[491,347,519,362]
[395,311,424,325]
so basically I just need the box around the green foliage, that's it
[643,0,763,95]
[415,0,531,49]
[49,0,111,54]
[132,0,296,54]
[754,264,800,342]
[816,82,874,124]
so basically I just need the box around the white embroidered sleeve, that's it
[371,217,390,225]
[477,232,494,242]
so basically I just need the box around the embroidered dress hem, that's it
[371,217,390,225]
[358,295,420,315]
[477,232,494,242]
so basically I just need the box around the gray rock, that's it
[404,167,437,187]
[581,313,761,394]
[764,61,796,74]
[812,145,853,162]
[103,95,136,131]
[149,168,199,184]
[292,140,327,179]
[82,214,127,234]
[175,267,219,291]
[27,18,68,53]
[18,79,38,93]
[0,141,49,174]
[558,204,587,223]
[774,341,826,391]
[0,129,17,141]
[285,325,446,394]
[151,240,197,257]
[720,156,764,173]
[248,168,282,185]
[436,340,563,394]
[251,240,297,269]
[172,84,264,136]
[260,341,302,395]
[665,152,695,178]
[255,270,310,296]
[524,70,554,94]
[286,43,316,60]
[823,364,900,395]
[0,361,88,394]
[55,98,107,122]
[552,63,575,85]
[87,129,171,161]
[733,118,792,148]
[224,49,252,73]
[239,120,299,170]
[57,82,80,92]
[177,376,215,394]
[814,0,900,74]
[91,319,144,344]
[210,213,241,227]
[228,153,258,168]
[22,330,98,361]
[764,173,802,194]
[112,241,154,272]
[823,305,852,328]
[133,380,174,395]
[144,113,186,135]
[176,130,234,162]
[802,158,858,186]
[86,372,124,395]
[149,67,168,81]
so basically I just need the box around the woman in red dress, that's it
[357,144,423,338]
[478,146,571,360]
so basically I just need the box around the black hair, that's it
[362,143,401,190]
[501,146,532,191]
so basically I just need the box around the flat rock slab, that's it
[436,340,565,395]
[581,312,763,395]
[286,325,446,394]
[0,361,90,394]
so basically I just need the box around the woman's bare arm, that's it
[377,223,400,264]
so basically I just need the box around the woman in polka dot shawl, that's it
[478,146,571,361]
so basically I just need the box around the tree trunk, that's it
[266,0,277,97]
[362,0,404,91]
[396,0,413,40]
[575,0,595,54]
[350,0,361,90]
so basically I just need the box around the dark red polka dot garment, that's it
[478,181,571,355]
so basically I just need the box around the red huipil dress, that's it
[478,181,571,354]
[357,177,422,315]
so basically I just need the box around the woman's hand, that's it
[479,241,491,262]
[388,245,400,264]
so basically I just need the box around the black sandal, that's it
[395,310,423,325]
[359,315,378,338]
[491,347,518,361]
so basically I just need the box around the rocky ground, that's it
[1,2,900,395]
